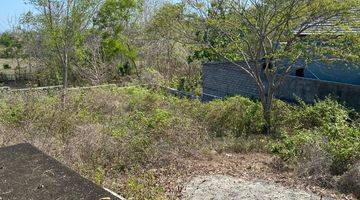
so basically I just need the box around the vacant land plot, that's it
[0,86,358,199]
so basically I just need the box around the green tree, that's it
[21,0,101,89]
[188,0,360,134]
[144,3,202,91]
[21,0,140,87]
[94,0,139,76]
[0,32,22,59]
[70,0,140,84]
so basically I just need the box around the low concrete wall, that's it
[276,76,360,108]
[203,62,360,109]
[0,84,118,96]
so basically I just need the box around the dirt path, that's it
[182,175,332,200]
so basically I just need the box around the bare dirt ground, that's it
[140,153,356,199]
[182,175,330,200]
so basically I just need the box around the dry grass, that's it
[0,86,213,199]
[296,141,334,188]
[0,86,358,199]
[337,162,360,198]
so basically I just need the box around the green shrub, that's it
[203,96,263,138]
[126,134,154,166]
[0,99,24,123]
[294,98,350,130]
[269,98,360,175]
[271,100,297,135]
[94,166,106,184]
[323,125,360,174]
[170,75,201,94]
[126,87,160,108]
[147,108,172,130]
[123,169,167,200]
[268,130,320,164]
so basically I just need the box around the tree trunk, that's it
[259,77,274,135]
[61,52,68,106]
[262,98,272,135]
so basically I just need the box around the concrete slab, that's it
[0,143,121,200]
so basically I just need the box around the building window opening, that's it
[295,68,305,77]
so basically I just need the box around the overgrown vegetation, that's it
[0,86,211,199]
[0,86,359,198]
[269,99,360,191]
[0,0,359,198]
[1,0,357,135]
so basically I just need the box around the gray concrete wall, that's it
[202,62,259,100]
[202,62,360,109]
[305,61,360,85]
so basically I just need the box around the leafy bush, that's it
[0,99,25,123]
[122,169,167,200]
[323,125,360,174]
[203,96,263,138]
[268,131,319,164]
[294,99,351,130]
[269,98,360,175]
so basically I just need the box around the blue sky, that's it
[0,0,33,32]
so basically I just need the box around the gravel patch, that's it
[182,175,333,200]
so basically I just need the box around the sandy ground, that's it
[182,175,332,200]
[142,153,356,199]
